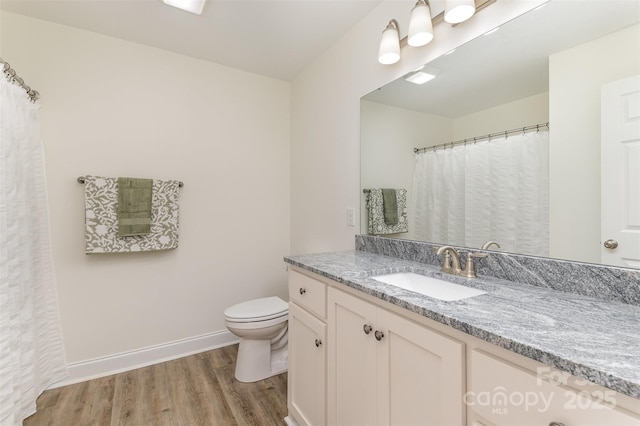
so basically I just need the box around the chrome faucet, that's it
[436,245,487,278]
[481,240,501,250]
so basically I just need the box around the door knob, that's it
[603,239,618,249]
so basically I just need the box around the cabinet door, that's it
[328,288,378,426]
[288,302,326,426]
[377,308,465,426]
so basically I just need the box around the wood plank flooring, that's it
[23,344,288,426]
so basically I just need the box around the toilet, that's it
[224,296,289,383]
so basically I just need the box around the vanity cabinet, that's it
[287,267,640,426]
[327,287,465,425]
[468,350,640,426]
[287,270,327,426]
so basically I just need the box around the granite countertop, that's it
[284,250,640,400]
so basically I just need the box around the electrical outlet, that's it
[347,208,355,227]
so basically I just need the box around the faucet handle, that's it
[435,246,458,274]
[461,252,487,278]
[440,250,454,273]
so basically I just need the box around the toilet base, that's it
[234,338,288,383]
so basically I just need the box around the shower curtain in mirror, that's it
[413,129,549,256]
[0,77,67,424]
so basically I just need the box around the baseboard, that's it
[52,330,239,388]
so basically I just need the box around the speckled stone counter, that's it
[284,250,640,400]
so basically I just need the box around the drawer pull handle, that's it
[315,338,322,347]
[363,324,373,335]
[374,330,384,341]
[549,423,566,426]
[299,288,306,295]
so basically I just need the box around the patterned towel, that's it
[366,188,408,235]
[83,176,180,254]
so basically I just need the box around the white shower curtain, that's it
[0,77,67,424]
[413,129,549,256]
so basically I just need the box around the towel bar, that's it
[77,176,184,188]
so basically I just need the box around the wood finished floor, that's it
[23,344,288,426]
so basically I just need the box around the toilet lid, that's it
[224,296,288,322]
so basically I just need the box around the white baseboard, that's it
[52,330,239,388]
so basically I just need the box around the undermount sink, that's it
[371,272,486,302]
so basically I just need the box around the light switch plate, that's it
[347,208,355,227]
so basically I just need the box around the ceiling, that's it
[0,0,388,81]
[363,0,640,118]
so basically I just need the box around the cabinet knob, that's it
[374,330,384,341]
[315,338,322,347]
[549,423,566,426]
[363,324,373,335]
[299,287,306,295]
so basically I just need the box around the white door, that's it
[601,75,640,268]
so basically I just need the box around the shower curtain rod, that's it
[413,122,549,154]
[0,56,40,101]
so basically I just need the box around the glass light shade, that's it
[444,0,476,24]
[408,0,434,47]
[378,21,401,65]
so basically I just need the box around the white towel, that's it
[366,188,408,235]
[83,176,180,254]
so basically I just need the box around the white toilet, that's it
[224,296,289,383]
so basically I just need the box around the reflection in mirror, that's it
[361,0,640,269]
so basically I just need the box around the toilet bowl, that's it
[224,296,288,383]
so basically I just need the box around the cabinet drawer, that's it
[469,350,640,425]
[289,270,327,319]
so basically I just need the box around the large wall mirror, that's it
[361,0,640,269]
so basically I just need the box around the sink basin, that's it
[371,272,486,301]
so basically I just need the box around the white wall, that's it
[549,23,640,263]
[1,12,291,372]
[360,100,451,239]
[452,92,549,140]
[290,0,546,255]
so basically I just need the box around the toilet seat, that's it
[224,296,288,323]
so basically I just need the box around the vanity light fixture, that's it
[162,0,206,15]
[378,0,495,65]
[444,0,476,24]
[408,0,434,47]
[405,71,436,85]
[378,19,401,65]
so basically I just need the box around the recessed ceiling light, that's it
[163,0,206,15]
[405,71,436,85]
